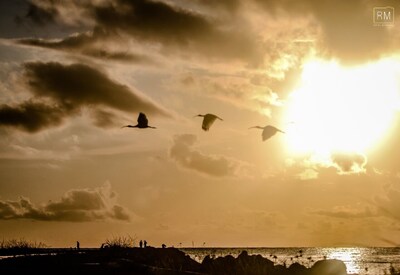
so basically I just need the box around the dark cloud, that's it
[20,1,91,28]
[0,61,168,132]
[14,0,400,64]
[82,48,155,64]
[0,101,67,132]
[18,0,262,65]
[25,3,56,26]
[19,28,104,49]
[24,61,165,114]
[93,0,213,43]
[170,134,245,177]
[254,0,399,63]
[0,184,131,222]
[18,27,155,64]
[111,205,131,221]
[98,0,261,64]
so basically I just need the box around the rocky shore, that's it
[0,247,348,274]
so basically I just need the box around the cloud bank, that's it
[18,0,262,65]
[254,0,399,63]
[19,0,400,65]
[0,101,66,133]
[311,205,377,219]
[0,183,131,222]
[170,134,247,177]
[0,61,168,132]
[18,28,155,64]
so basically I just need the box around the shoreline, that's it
[0,247,358,275]
[0,246,399,274]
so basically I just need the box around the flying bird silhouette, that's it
[122,112,156,129]
[194,113,223,131]
[249,125,284,141]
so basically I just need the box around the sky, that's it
[0,0,400,248]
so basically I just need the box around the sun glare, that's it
[325,248,363,274]
[284,58,400,158]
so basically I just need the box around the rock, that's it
[201,250,278,275]
[310,259,347,275]
[288,262,308,275]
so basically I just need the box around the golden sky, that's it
[0,0,400,248]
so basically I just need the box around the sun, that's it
[284,58,400,158]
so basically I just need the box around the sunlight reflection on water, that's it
[324,247,363,274]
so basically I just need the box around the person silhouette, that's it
[139,240,143,248]
[76,241,80,250]
[144,240,147,248]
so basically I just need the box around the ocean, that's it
[180,247,400,275]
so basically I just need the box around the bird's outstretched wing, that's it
[262,126,284,141]
[137,112,148,127]
[202,114,222,131]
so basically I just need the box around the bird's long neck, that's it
[250,126,264,129]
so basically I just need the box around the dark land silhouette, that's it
[0,246,358,275]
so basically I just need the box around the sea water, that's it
[180,247,400,275]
